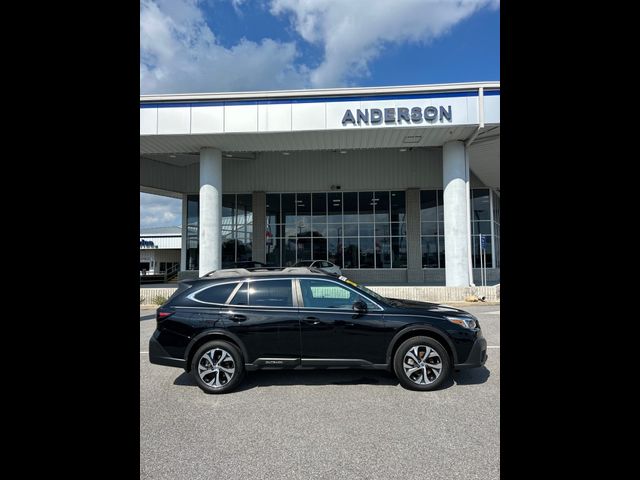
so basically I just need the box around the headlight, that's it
[445,316,477,329]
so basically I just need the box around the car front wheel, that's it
[191,340,244,394]
[393,336,451,391]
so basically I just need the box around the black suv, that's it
[149,268,487,393]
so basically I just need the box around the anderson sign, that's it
[341,105,452,126]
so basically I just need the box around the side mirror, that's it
[353,300,367,313]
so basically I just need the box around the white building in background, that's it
[140,227,181,275]
[140,82,500,286]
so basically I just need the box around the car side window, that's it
[248,280,293,307]
[193,282,238,304]
[321,261,330,268]
[299,279,376,310]
[228,282,248,305]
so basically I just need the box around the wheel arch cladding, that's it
[387,327,457,365]
[185,332,246,372]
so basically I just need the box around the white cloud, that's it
[140,193,182,227]
[140,0,498,94]
[270,0,499,87]
[140,0,309,94]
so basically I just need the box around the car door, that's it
[297,278,387,366]
[220,279,301,367]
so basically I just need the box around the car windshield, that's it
[295,261,314,266]
[337,275,388,304]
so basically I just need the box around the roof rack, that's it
[199,266,328,279]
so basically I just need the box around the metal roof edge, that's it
[140,81,500,103]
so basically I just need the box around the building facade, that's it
[139,227,181,275]
[140,82,500,286]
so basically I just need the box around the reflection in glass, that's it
[328,192,342,223]
[312,237,327,260]
[343,192,358,222]
[422,237,438,268]
[374,191,390,223]
[392,237,407,268]
[343,237,359,268]
[359,237,374,268]
[376,236,391,268]
[391,191,406,222]
[328,237,342,267]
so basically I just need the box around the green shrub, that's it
[153,294,169,305]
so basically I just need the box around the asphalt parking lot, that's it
[140,304,499,480]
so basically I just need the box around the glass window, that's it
[248,280,293,307]
[221,239,236,268]
[420,190,444,268]
[265,191,406,269]
[266,238,281,267]
[229,282,248,305]
[328,238,342,267]
[374,223,390,236]
[313,237,327,260]
[312,224,327,237]
[282,193,296,227]
[328,192,342,223]
[437,190,444,222]
[472,221,492,235]
[359,223,374,236]
[312,193,327,225]
[283,239,296,266]
[186,195,199,271]
[359,237,375,268]
[374,191,390,223]
[420,190,437,222]
[391,191,406,222]
[376,236,391,268]
[297,238,312,261]
[438,236,445,268]
[299,279,375,310]
[391,222,406,236]
[343,192,358,222]
[266,193,281,225]
[194,282,238,304]
[472,189,491,221]
[296,193,311,228]
[343,237,359,268]
[421,222,438,236]
[358,192,374,222]
[422,237,438,268]
[343,223,358,236]
[392,237,407,268]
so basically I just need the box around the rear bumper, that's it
[149,332,186,369]
[454,336,487,369]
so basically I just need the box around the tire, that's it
[191,340,245,394]
[393,336,451,391]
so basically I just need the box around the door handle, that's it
[303,317,321,325]
[229,314,247,322]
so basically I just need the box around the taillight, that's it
[156,310,174,324]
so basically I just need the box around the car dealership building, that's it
[140,81,499,286]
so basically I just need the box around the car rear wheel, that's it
[191,340,244,394]
[393,336,451,391]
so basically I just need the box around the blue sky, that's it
[140,0,500,228]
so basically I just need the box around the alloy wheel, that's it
[402,345,443,385]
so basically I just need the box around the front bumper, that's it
[454,336,487,369]
[149,331,187,369]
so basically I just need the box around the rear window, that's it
[248,280,293,307]
[194,283,238,304]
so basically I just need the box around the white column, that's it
[180,193,188,272]
[443,141,471,287]
[199,148,222,276]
